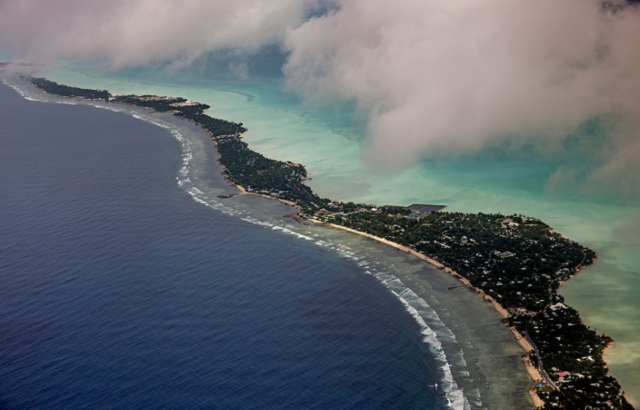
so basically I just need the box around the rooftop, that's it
[406,204,447,214]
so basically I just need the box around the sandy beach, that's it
[604,341,615,369]
[319,222,546,407]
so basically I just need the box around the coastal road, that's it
[524,330,559,391]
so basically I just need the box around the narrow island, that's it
[25,76,635,410]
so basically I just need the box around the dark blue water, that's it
[0,85,444,409]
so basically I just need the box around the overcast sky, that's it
[1,0,639,196]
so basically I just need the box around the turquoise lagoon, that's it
[42,56,640,405]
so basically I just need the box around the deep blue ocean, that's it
[0,84,447,408]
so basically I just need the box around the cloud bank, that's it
[0,0,308,68]
[285,1,640,176]
[2,0,640,195]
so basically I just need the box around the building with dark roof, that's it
[406,204,446,214]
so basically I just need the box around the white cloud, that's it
[284,0,640,194]
[0,0,309,69]
[2,0,640,195]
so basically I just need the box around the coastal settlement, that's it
[26,76,635,410]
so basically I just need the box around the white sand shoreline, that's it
[313,221,546,407]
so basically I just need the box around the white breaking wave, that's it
[120,110,244,218]
[2,79,39,101]
[272,225,314,240]
[392,289,469,410]
[354,267,469,409]
[353,254,473,409]
[240,216,274,227]
[91,104,122,113]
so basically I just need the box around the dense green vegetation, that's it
[28,77,633,409]
[27,77,371,213]
[332,210,631,409]
[513,306,633,409]
[29,77,110,101]
[331,212,592,310]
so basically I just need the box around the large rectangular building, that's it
[406,204,446,214]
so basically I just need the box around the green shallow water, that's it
[42,63,640,406]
